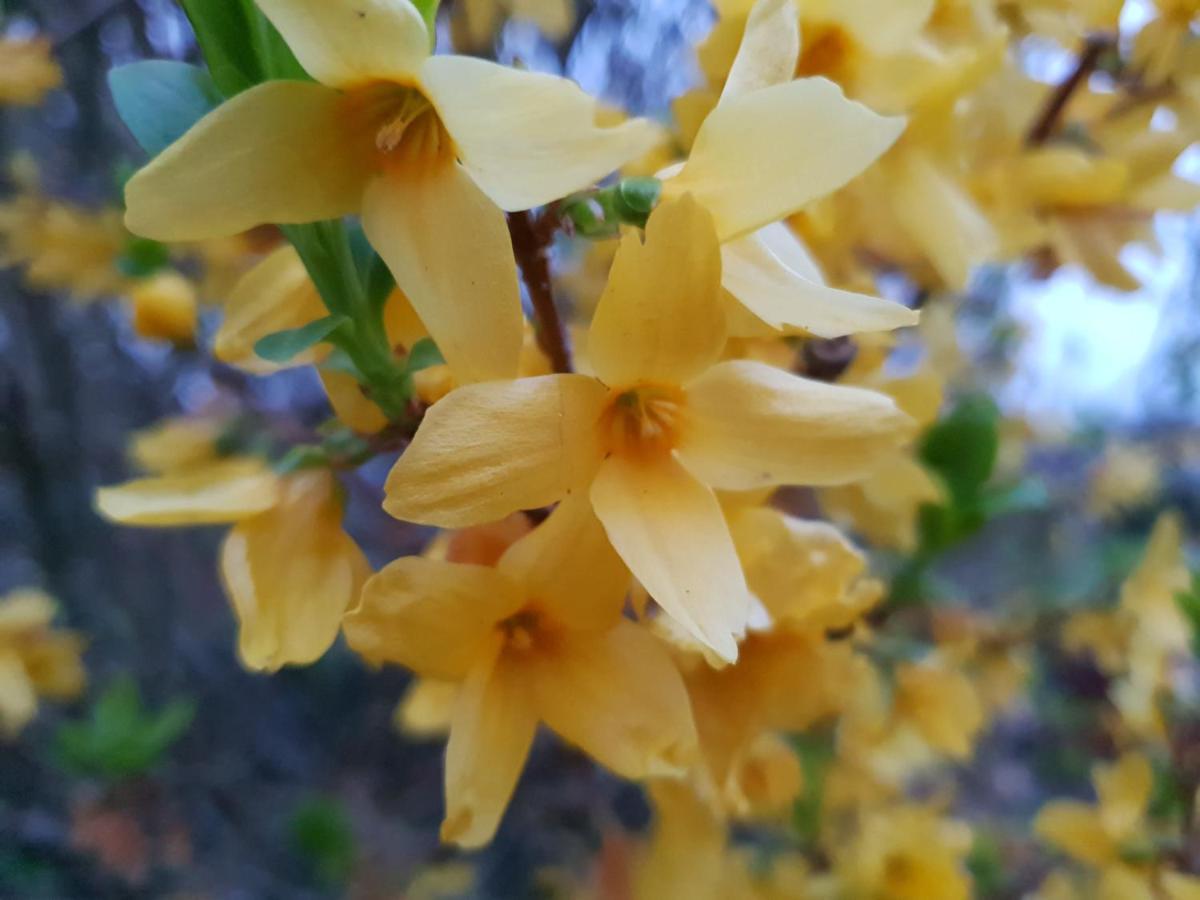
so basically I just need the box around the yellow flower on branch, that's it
[665,0,917,339]
[96,456,369,673]
[384,196,913,662]
[124,0,659,385]
[343,496,697,847]
[0,589,86,738]
[0,37,63,107]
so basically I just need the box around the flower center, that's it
[795,23,856,83]
[601,385,686,461]
[497,607,560,654]
[346,84,451,170]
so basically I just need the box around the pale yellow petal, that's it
[1094,753,1152,841]
[419,55,662,211]
[221,471,369,672]
[0,649,36,738]
[0,589,56,635]
[1034,802,1116,866]
[215,246,329,374]
[95,457,281,526]
[667,77,905,241]
[589,454,750,663]
[256,0,429,87]
[362,162,523,384]
[395,678,457,737]
[384,374,607,527]
[125,81,369,242]
[721,0,800,101]
[442,647,538,847]
[887,150,996,291]
[532,621,697,778]
[722,225,918,337]
[319,368,390,434]
[678,360,911,490]
[587,195,726,388]
[497,493,629,631]
[820,0,934,54]
[343,556,524,679]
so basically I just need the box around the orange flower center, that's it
[795,23,857,84]
[344,84,451,171]
[497,607,560,654]
[600,384,686,461]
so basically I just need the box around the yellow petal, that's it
[384,374,607,527]
[587,195,726,388]
[130,271,198,344]
[216,246,330,374]
[343,556,524,679]
[721,0,800,101]
[395,678,457,737]
[1034,802,1116,866]
[0,649,36,738]
[589,454,749,663]
[817,0,934,54]
[129,418,220,473]
[497,493,629,631]
[0,588,56,635]
[362,162,522,384]
[221,471,369,672]
[678,360,911,490]
[668,77,905,242]
[95,457,281,526]
[1094,752,1152,841]
[319,368,390,435]
[22,634,86,701]
[531,621,697,778]
[442,646,538,847]
[256,0,430,87]
[126,81,368,242]
[722,224,918,337]
[420,55,662,211]
[887,150,996,291]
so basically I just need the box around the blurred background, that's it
[0,0,1198,898]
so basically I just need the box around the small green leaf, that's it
[179,0,263,96]
[108,61,221,157]
[410,0,441,41]
[255,315,349,364]
[920,395,1000,506]
[290,796,357,887]
[116,237,172,278]
[405,338,445,374]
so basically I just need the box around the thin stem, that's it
[508,208,573,374]
[1026,33,1116,146]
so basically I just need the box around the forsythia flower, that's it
[0,37,63,107]
[96,454,369,672]
[123,0,658,384]
[384,196,913,662]
[130,270,199,345]
[666,0,918,339]
[0,589,86,737]
[343,496,698,846]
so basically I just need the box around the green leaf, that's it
[405,338,445,374]
[614,176,662,224]
[1176,573,1200,657]
[254,315,349,364]
[179,0,263,96]
[410,0,441,40]
[116,236,172,278]
[290,796,357,886]
[108,61,221,157]
[919,395,1000,506]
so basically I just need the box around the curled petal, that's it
[95,457,281,527]
[721,0,800,101]
[384,374,608,528]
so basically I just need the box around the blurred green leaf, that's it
[179,0,263,96]
[108,61,221,157]
[405,337,445,374]
[919,394,1000,507]
[790,731,834,846]
[56,676,194,781]
[116,236,172,278]
[290,796,356,887]
[1176,572,1200,658]
[411,0,441,39]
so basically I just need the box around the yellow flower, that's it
[835,803,974,900]
[124,0,658,385]
[130,271,199,344]
[0,589,86,738]
[1035,752,1154,868]
[1089,442,1163,520]
[96,457,368,672]
[128,417,222,473]
[343,496,697,847]
[0,38,63,107]
[665,0,917,339]
[385,196,912,662]
[893,658,986,760]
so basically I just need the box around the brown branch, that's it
[508,209,573,374]
[1026,33,1116,146]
